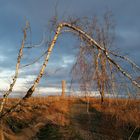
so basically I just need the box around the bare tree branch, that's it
[24,32,48,49]
[23,22,140,100]
[109,51,140,71]
[1,21,140,118]
[0,22,29,114]
[20,50,48,68]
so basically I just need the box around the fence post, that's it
[61,80,66,98]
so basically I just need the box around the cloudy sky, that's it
[0,0,140,97]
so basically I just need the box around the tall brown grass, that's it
[81,97,140,127]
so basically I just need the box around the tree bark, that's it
[0,23,29,113]
[21,22,140,100]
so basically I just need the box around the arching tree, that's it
[23,21,140,100]
[71,13,115,103]
[0,15,140,118]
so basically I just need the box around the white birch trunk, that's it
[0,23,28,114]
[23,22,140,100]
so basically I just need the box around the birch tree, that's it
[0,15,140,118]
[23,20,140,101]
[0,22,29,114]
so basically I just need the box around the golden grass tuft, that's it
[81,97,140,127]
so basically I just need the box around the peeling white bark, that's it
[0,23,29,114]
[1,22,140,119]
[23,22,140,100]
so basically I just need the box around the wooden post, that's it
[61,80,66,98]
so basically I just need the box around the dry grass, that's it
[0,96,140,139]
[4,96,71,125]
[81,97,140,127]
[0,96,72,140]
[1,96,140,128]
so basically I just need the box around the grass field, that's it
[0,96,140,140]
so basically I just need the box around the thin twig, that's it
[24,32,47,49]
[128,127,137,140]
[109,51,140,71]
[20,50,48,68]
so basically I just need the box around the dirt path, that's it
[70,102,94,140]
[36,100,138,140]
[0,99,140,140]
[69,101,118,140]
[69,100,140,140]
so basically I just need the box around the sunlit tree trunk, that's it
[23,23,63,99]
[0,22,29,113]
[1,22,140,119]
[23,22,140,100]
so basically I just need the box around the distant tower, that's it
[61,80,66,98]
